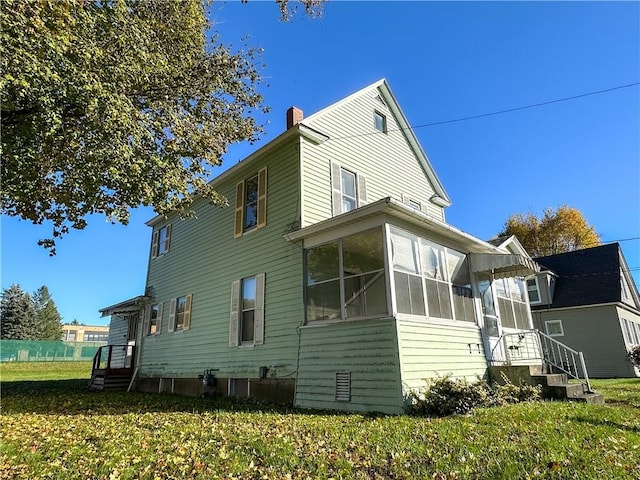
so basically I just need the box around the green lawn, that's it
[1,362,639,479]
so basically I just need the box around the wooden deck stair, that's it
[89,344,136,392]
[89,371,132,391]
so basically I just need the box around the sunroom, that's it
[287,198,539,413]
[289,197,537,337]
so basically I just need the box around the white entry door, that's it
[477,275,504,363]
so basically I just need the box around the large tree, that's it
[0,285,38,340]
[32,286,64,341]
[1,0,321,253]
[499,205,601,257]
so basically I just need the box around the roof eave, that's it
[146,124,329,227]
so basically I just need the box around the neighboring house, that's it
[529,243,640,378]
[62,324,109,343]
[99,80,542,414]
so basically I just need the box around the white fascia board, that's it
[146,124,328,227]
[99,295,149,316]
[377,80,451,207]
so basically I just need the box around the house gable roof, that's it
[533,243,639,310]
[303,79,451,207]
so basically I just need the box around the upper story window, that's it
[340,168,357,213]
[374,111,387,133]
[234,167,267,238]
[526,277,542,304]
[331,161,367,216]
[151,224,171,258]
[409,199,422,211]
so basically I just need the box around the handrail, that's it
[492,329,592,393]
[91,344,136,372]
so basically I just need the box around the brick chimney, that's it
[286,106,303,129]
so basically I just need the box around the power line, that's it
[328,82,640,142]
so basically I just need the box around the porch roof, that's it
[285,197,501,253]
[469,253,540,279]
[99,295,149,317]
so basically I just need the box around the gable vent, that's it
[335,372,351,402]
[374,94,387,108]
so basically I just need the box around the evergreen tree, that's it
[0,284,38,339]
[32,286,63,340]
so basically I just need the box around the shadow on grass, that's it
[1,379,297,416]
[572,414,640,433]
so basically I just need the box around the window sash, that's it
[390,227,474,323]
[305,228,387,322]
[545,320,564,337]
[230,274,265,346]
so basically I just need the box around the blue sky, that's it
[2,1,639,325]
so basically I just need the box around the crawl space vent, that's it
[335,372,351,402]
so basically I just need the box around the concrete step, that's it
[544,383,586,400]
[531,374,568,387]
[569,392,605,405]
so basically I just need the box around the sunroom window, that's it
[495,277,530,330]
[306,228,387,322]
[390,227,475,323]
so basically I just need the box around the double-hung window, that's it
[331,162,367,216]
[229,274,265,346]
[234,168,267,237]
[147,303,163,335]
[168,294,192,332]
[151,224,172,258]
[526,277,542,304]
[374,111,387,133]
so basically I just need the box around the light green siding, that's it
[396,319,488,394]
[296,318,404,414]
[301,85,444,227]
[532,305,638,378]
[139,139,304,381]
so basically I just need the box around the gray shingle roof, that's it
[532,244,622,309]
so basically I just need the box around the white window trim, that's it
[229,274,265,347]
[234,168,267,238]
[146,302,163,336]
[389,226,478,325]
[374,110,387,134]
[331,161,367,216]
[545,319,564,337]
[526,277,542,305]
[168,294,192,333]
[151,224,171,259]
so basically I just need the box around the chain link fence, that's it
[0,340,106,362]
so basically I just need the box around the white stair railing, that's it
[492,330,592,393]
